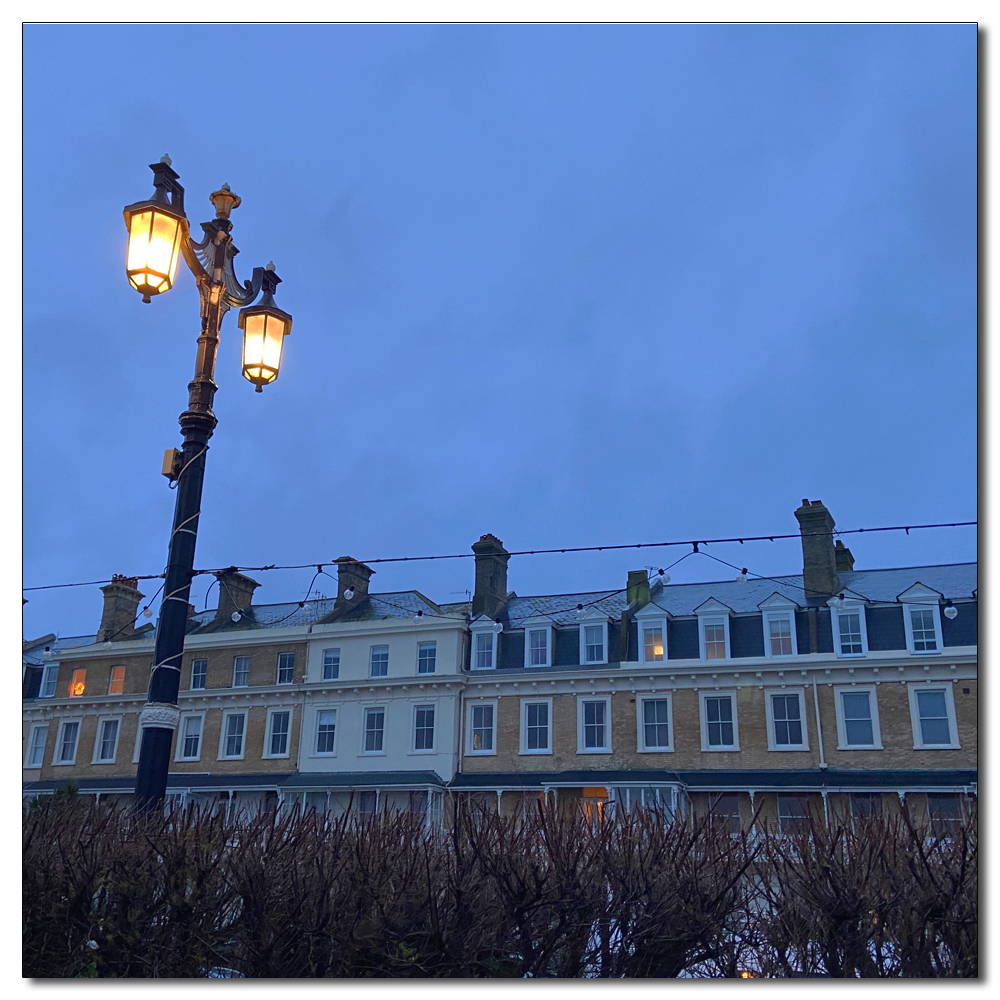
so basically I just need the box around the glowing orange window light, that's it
[109,666,125,695]
[69,668,86,698]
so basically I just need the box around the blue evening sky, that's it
[22,24,977,640]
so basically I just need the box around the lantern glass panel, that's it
[242,311,287,386]
[127,207,182,296]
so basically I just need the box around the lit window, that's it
[702,695,736,749]
[767,617,793,656]
[770,694,803,747]
[108,666,125,695]
[582,700,607,750]
[316,710,337,754]
[68,669,86,698]
[222,714,245,758]
[27,725,47,767]
[778,795,809,834]
[643,625,664,662]
[474,632,494,670]
[58,721,80,763]
[642,699,671,750]
[528,630,548,667]
[322,649,340,680]
[41,665,58,699]
[180,716,202,759]
[370,646,389,678]
[414,705,435,751]
[276,652,295,685]
[269,711,290,756]
[190,658,207,690]
[910,608,938,651]
[524,702,550,752]
[470,704,494,752]
[417,642,437,675]
[96,719,119,762]
[364,708,385,752]
[232,656,249,688]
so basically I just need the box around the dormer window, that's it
[759,595,800,658]
[694,599,733,660]
[521,615,555,669]
[469,616,500,671]
[578,611,609,665]
[898,583,945,655]
[829,597,868,658]
[635,604,670,664]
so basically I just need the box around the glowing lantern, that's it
[238,264,292,391]
[122,155,187,303]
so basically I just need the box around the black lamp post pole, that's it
[132,163,278,812]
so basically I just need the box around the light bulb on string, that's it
[944,601,958,620]
[231,611,242,623]
[344,588,355,601]
[735,569,748,584]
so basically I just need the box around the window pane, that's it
[841,691,874,745]
[29,727,47,766]
[643,699,670,748]
[41,667,57,698]
[768,617,793,656]
[709,792,741,834]
[418,642,437,675]
[703,620,726,659]
[911,608,938,651]
[850,793,882,818]
[59,722,79,762]
[98,720,119,760]
[583,700,606,748]
[778,795,809,834]
[370,646,389,678]
[182,716,202,758]
[471,705,494,751]
[224,714,245,757]
[705,697,734,747]
[109,666,126,695]
[643,626,664,662]
[415,705,435,750]
[322,649,340,680]
[191,658,207,690]
[772,694,803,746]
[838,612,863,655]
[69,669,86,697]
[916,690,951,744]
[927,793,962,836]
[526,703,548,749]
[316,710,337,753]
[474,633,494,670]
[584,626,604,663]
[365,709,385,752]
[269,711,290,755]
[232,657,249,687]
[529,630,548,666]
[277,652,295,684]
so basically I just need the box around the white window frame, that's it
[218,710,247,760]
[908,683,960,750]
[263,706,293,759]
[276,651,296,685]
[108,665,126,696]
[312,705,339,757]
[412,702,437,754]
[578,614,609,666]
[902,603,944,656]
[92,715,123,764]
[519,697,553,755]
[53,718,83,766]
[698,690,740,752]
[636,612,668,665]
[40,664,59,699]
[232,656,250,688]
[190,657,208,690]
[759,597,799,659]
[830,600,869,658]
[471,628,497,671]
[695,601,733,661]
[417,641,437,675]
[369,645,390,678]
[636,694,674,752]
[764,687,810,751]
[25,723,48,768]
[465,699,498,755]
[321,648,341,681]
[577,694,612,753]
[361,705,387,755]
[175,712,206,762]
[833,685,883,750]
[523,620,554,669]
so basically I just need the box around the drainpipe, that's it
[812,678,827,770]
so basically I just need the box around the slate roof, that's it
[22,633,98,667]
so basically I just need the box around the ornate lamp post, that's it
[123,156,292,810]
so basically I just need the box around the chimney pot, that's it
[472,534,510,619]
[834,539,856,573]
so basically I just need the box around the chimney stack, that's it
[626,570,650,607]
[835,539,855,573]
[98,575,145,642]
[333,557,374,613]
[794,499,840,602]
[214,570,260,624]
[472,534,510,619]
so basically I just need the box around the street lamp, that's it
[123,156,292,811]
